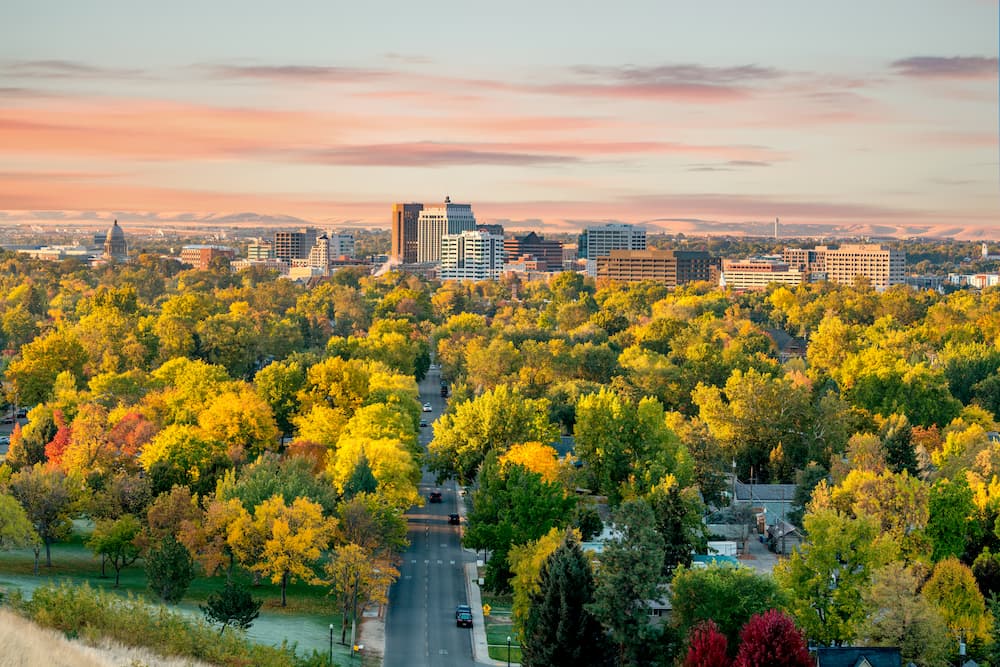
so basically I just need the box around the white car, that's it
[422,402,432,412]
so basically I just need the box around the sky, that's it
[1,1,998,236]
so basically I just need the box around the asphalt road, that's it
[383,367,476,667]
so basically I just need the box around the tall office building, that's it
[782,247,827,273]
[246,239,275,261]
[822,244,905,289]
[416,197,477,263]
[439,230,503,281]
[307,233,331,271]
[391,203,423,263]
[596,249,711,285]
[273,228,318,263]
[721,257,806,291]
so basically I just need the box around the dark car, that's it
[456,611,473,628]
[448,513,460,525]
[429,491,443,503]
[419,419,428,428]
[455,604,471,619]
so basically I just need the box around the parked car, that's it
[456,611,473,628]
[429,491,443,503]
[455,604,471,619]
[422,402,432,412]
[448,513,460,525]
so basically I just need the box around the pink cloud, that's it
[891,56,998,79]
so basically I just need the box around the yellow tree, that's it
[230,495,335,606]
[500,442,563,484]
[138,424,227,477]
[328,436,421,510]
[509,527,578,633]
[292,405,349,448]
[61,403,116,476]
[179,496,248,579]
[325,543,399,644]
[198,386,279,464]
[922,557,992,644]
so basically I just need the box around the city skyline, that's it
[1,1,998,237]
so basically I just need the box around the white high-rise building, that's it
[416,197,477,263]
[307,233,331,273]
[581,223,646,275]
[823,244,905,290]
[439,230,503,281]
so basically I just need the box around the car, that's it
[0,435,10,446]
[456,611,473,628]
[0,414,14,424]
[448,513,460,525]
[15,407,27,418]
[422,402,432,412]
[440,386,449,398]
[455,604,471,619]
[429,491,442,503]
[419,419,428,428]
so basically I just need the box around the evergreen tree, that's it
[343,452,378,498]
[880,413,918,476]
[145,534,195,604]
[648,483,706,577]
[522,535,609,667]
[589,498,666,666]
[201,581,262,636]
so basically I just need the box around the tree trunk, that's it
[280,571,288,607]
[341,611,349,644]
[100,553,107,578]
[32,547,40,576]
[114,562,121,587]
[44,538,52,567]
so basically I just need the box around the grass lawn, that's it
[0,522,353,662]
[481,595,521,665]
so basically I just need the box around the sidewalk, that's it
[464,562,508,666]
[359,604,385,665]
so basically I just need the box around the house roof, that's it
[766,519,803,539]
[815,647,902,667]
[734,480,797,502]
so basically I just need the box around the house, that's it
[766,519,804,555]
[814,647,901,667]
[732,479,797,525]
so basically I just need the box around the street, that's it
[383,366,476,667]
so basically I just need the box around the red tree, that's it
[44,410,71,467]
[684,620,731,667]
[734,609,811,667]
[107,412,158,459]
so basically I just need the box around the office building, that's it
[327,232,355,258]
[504,232,563,271]
[102,220,128,261]
[782,247,827,273]
[246,239,274,261]
[822,244,905,289]
[439,230,503,281]
[580,223,646,259]
[274,228,318,263]
[416,197,477,263]
[720,257,806,291]
[391,203,423,263]
[596,249,712,286]
[180,245,235,270]
[307,233,331,272]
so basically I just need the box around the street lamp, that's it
[507,635,512,667]
[329,624,333,667]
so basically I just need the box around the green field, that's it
[0,521,355,663]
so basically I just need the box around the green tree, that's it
[926,477,976,562]
[922,557,992,644]
[428,384,559,483]
[253,359,306,435]
[8,464,76,568]
[879,413,918,476]
[647,480,707,577]
[464,456,574,591]
[857,563,952,667]
[774,508,893,646]
[0,492,40,554]
[145,534,195,604]
[200,581,262,636]
[521,535,609,667]
[670,564,787,648]
[88,514,142,587]
[6,329,88,406]
[589,498,665,666]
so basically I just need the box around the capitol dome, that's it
[103,219,128,261]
